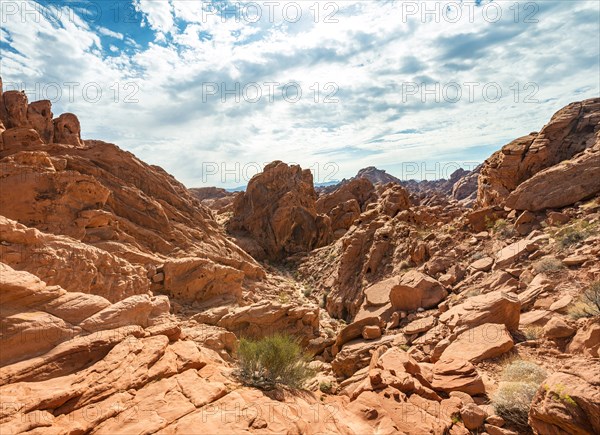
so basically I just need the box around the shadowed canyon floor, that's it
[1,83,599,434]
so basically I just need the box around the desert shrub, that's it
[303,286,313,297]
[557,227,586,248]
[569,281,600,319]
[319,381,333,394]
[470,251,485,261]
[236,334,314,390]
[533,257,564,274]
[554,220,597,248]
[278,291,290,304]
[522,326,544,341]
[493,360,547,432]
[489,218,515,239]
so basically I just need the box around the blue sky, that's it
[1,0,599,187]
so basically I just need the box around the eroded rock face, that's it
[431,357,485,396]
[389,271,448,312]
[505,142,600,211]
[440,323,514,363]
[52,113,83,147]
[452,165,481,203]
[27,100,53,143]
[228,161,331,260]
[2,90,30,128]
[316,177,376,237]
[478,98,600,207]
[529,361,600,435]
[439,291,521,332]
[0,263,166,367]
[0,216,149,302]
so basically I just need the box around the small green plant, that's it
[558,227,586,248]
[303,287,313,298]
[554,219,598,248]
[492,360,547,432]
[470,251,486,261]
[236,334,315,390]
[492,218,515,239]
[319,381,333,394]
[547,383,578,407]
[324,327,335,338]
[398,343,410,351]
[278,291,290,304]
[568,281,600,319]
[522,326,544,341]
[533,257,564,274]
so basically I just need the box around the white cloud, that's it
[1,1,599,188]
[98,27,125,40]
[133,0,175,39]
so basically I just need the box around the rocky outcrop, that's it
[356,166,402,185]
[0,263,169,367]
[440,323,514,363]
[52,113,84,147]
[529,360,600,435]
[505,143,600,211]
[0,216,149,302]
[431,357,485,396]
[316,177,376,237]
[228,161,332,260]
[452,165,481,203]
[387,271,448,312]
[0,93,265,304]
[27,100,53,143]
[439,291,521,332]
[2,90,30,129]
[478,98,600,207]
[214,301,320,344]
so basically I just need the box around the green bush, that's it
[533,257,564,274]
[490,218,515,239]
[569,281,600,319]
[554,220,597,248]
[522,326,543,341]
[236,334,314,390]
[493,360,547,432]
[319,381,333,394]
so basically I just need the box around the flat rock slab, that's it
[440,323,514,363]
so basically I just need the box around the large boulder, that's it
[316,177,376,215]
[440,323,514,363]
[567,318,600,357]
[505,143,600,211]
[478,98,600,207]
[2,90,30,128]
[27,100,54,143]
[52,113,84,147]
[162,257,245,304]
[389,270,448,312]
[228,161,331,260]
[215,301,320,344]
[431,357,485,396]
[439,291,521,332]
[529,361,600,435]
[1,127,44,148]
[495,237,541,268]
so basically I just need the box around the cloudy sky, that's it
[1,0,599,188]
